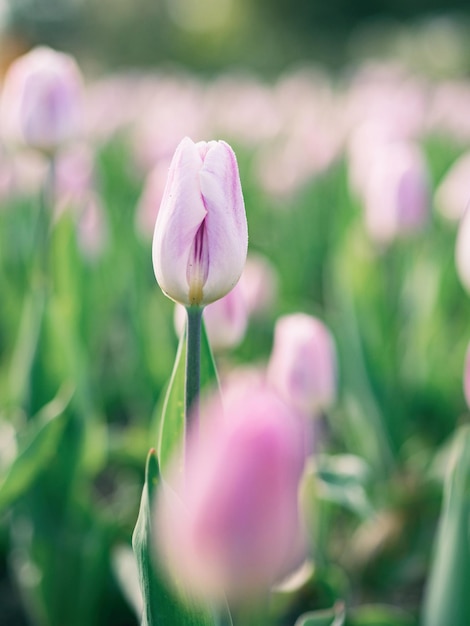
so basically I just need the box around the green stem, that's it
[185,306,203,432]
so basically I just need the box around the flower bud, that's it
[362,141,429,245]
[238,252,278,317]
[154,387,306,602]
[267,313,336,415]
[152,137,248,307]
[0,46,83,154]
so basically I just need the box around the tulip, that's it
[238,252,278,316]
[0,46,83,154]
[267,313,336,415]
[152,137,248,307]
[362,141,429,245]
[154,386,306,601]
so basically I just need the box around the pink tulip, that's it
[155,386,306,601]
[361,141,429,246]
[267,313,337,415]
[238,252,278,316]
[152,137,248,307]
[0,47,83,154]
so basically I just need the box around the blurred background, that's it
[2,0,470,76]
[2,1,470,626]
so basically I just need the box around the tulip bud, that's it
[152,137,248,307]
[267,313,337,415]
[154,387,306,602]
[362,141,429,246]
[0,46,83,154]
[238,252,278,317]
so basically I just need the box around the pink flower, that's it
[152,137,248,307]
[154,387,306,601]
[361,141,429,246]
[0,47,83,154]
[267,313,337,415]
[238,252,278,317]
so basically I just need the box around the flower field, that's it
[1,51,470,625]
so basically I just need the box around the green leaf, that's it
[158,318,220,478]
[132,449,216,626]
[157,328,186,476]
[422,425,470,626]
[295,603,345,626]
[0,384,72,510]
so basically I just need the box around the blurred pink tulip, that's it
[362,142,429,245]
[152,137,248,307]
[0,46,83,154]
[174,281,248,351]
[267,313,337,415]
[155,387,306,601]
[238,253,278,316]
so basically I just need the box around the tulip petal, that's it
[198,140,248,303]
[152,137,207,304]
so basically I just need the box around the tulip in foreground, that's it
[154,387,306,602]
[152,137,248,307]
[0,46,83,154]
[267,313,337,415]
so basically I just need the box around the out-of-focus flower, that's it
[361,142,430,246]
[455,208,470,293]
[238,253,278,316]
[267,313,336,415]
[435,152,470,221]
[174,281,248,351]
[155,387,306,601]
[152,137,248,308]
[0,46,83,154]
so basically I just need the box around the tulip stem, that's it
[185,306,203,432]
